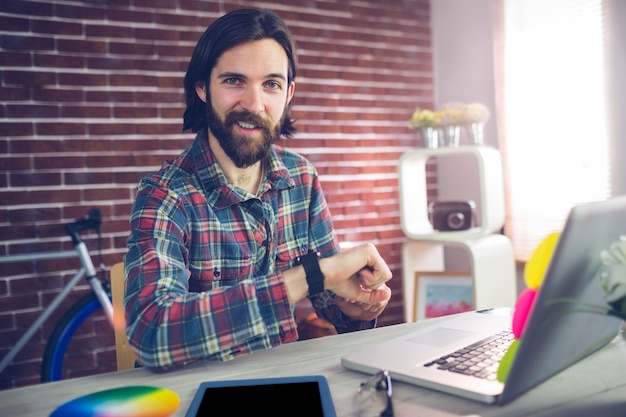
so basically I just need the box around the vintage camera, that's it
[428,200,475,231]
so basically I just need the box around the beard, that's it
[206,104,284,168]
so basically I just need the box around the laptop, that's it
[342,196,626,405]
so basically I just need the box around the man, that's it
[124,8,392,371]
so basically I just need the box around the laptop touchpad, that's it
[407,327,475,347]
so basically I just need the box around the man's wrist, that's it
[297,251,325,297]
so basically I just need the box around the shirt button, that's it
[213,268,221,278]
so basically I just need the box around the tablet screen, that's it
[184,375,336,417]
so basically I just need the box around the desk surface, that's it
[2,320,626,417]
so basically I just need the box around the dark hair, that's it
[183,9,297,136]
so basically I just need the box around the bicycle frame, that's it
[0,219,114,376]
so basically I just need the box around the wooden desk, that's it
[2,320,626,417]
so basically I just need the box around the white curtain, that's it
[501,0,611,260]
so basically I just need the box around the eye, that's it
[224,77,242,85]
[265,80,281,90]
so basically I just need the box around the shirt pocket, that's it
[275,238,309,273]
[188,251,253,293]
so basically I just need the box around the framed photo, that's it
[414,271,474,321]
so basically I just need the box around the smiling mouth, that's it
[237,121,259,130]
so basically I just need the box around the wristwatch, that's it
[297,251,324,297]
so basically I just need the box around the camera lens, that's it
[447,212,465,230]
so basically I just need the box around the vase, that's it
[467,122,485,145]
[419,127,438,149]
[439,125,460,147]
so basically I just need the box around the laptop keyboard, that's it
[423,330,514,380]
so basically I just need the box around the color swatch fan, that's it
[49,385,180,417]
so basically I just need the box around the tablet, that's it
[184,375,337,417]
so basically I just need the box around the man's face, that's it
[195,38,295,168]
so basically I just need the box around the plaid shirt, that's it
[124,132,374,370]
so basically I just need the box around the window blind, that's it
[501,0,611,260]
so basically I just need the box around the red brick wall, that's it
[0,0,434,389]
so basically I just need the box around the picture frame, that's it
[414,271,474,321]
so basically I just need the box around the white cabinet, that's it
[399,146,517,322]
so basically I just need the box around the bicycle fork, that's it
[75,241,114,326]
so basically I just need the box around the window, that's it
[501,0,611,260]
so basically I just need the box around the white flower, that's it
[463,103,490,124]
[600,235,626,265]
[600,236,626,312]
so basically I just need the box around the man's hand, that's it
[335,284,392,321]
[319,243,393,320]
[283,243,393,318]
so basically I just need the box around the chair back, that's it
[110,262,136,371]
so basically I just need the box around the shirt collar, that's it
[191,131,294,209]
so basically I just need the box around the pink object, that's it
[512,288,538,339]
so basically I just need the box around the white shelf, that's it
[401,236,518,323]
[398,146,506,239]
[398,146,517,323]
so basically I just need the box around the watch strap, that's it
[298,251,324,297]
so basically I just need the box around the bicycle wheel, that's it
[41,293,114,382]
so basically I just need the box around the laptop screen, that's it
[500,197,626,404]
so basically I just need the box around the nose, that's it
[240,87,264,114]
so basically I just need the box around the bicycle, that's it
[0,208,115,383]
